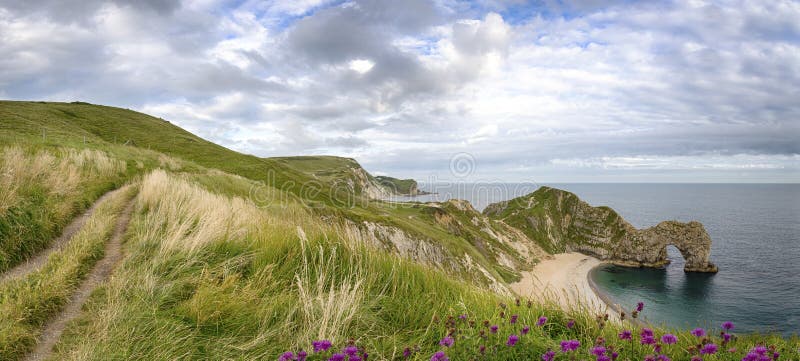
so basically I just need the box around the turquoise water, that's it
[396,183,800,336]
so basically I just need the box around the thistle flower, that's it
[459,314,467,320]
[510,314,518,324]
[541,350,556,361]
[402,347,412,358]
[637,302,645,312]
[654,344,662,353]
[657,355,671,361]
[597,356,611,361]
[618,330,632,340]
[328,353,346,361]
[644,355,655,361]
[661,334,678,345]
[691,328,706,337]
[521,326,530,335]
[439,336,454,347]
[350,356,362,361]
[344,346,359,357]
[313,340,333,353]
[690,356,702,361]
[490,325,498,334]
[560,339,580,352]
[611,351,619,360]
[506,334,519,346]
[566,319,575,329]
[478,345,486,354]
[640,328,654,338]
[278,351,294,361]
[591,346,607,356]
[722,333,732,343]
[722,321,734,331]
[641,336,656,345]
[700,343,718,355]
[537,316,547,327]
[430,351,448,361]
[298,350,308,361]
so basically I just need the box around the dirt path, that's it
[0,188,124,283]
[23,197,136,361]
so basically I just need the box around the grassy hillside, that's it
[375,176,423,195]
[0,101,796,360]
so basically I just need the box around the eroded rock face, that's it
[484,187,718,273]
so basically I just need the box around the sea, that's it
[387,183,800,336]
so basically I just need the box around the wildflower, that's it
[657,355,671,361]
[691,328,706,337]
[541,350,556,361]
[430,351,448,361]
[328,353,346,361]
[700,343,718,355]
[752,346,768,355]
[773,351,780,360]
[350,356,362,361]
[560,339,580,352]
[661,334,678,345]
[521,326,530,335]
[640,336,656,345]
[722,333,732,343]
[644,355,655,361]
[618,330,632,340]
[722,321,734,331]
[591,346,607,356]
[478,345,486,354]
[654,344,662,353]
[566,319,575,329]
[640,328,654,338]
[690,356,702,361]
[402,347,412,358]
[537,316,547,326]
[298,350,308,361]
[344,346,359,357]
[490,325,499,334]
[313,340,333,353]
[597,356,611,361]
[506,334,519,346]
[611,351,619,360]
[510,314,519,324]
[439,336,454,347]
[278,351,294,361]
[637,302,645,312]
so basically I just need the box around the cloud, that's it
[0,0,798,182]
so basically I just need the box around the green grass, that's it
[0,184,137,360]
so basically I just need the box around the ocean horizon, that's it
[392,182,800,336]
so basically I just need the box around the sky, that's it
[1,0,798,183]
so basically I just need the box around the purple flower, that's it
[611,351,619,360]
[313,340,333,353]
[723,333,732,343]
[541,350,556,361]
[640,336,656,345]
[636,301,645,312]
[439,336,454,347]
[343,346,359,357]
[402,347,411,358]
[640,328,654,338]
[490,325,499,334]
[657,355,671,361]
[510,314,518,324]
[298,350,308,361]
[506,334,519,346]
[661,334,678,345]
[478,345,486,354]
[691,328,706,337]
[654,344,662,353]
[591,346,606,356]
[618,330,632,340]
[644,355,655,361]
[350,356,362,361]
[566,319,575,329]
[459,314,467,320]
[536,316,547,327]
[560,339,580,352]
[328,353,346,361]
[597,356,611,361]
[690,356,702,361]
[521,325,530,335]
[279,351,294,361]
[752,346,768,355]
[430,351,448,361]
[700,343,719,355]
[722,321,735,331]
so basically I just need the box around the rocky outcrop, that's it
[374,176,428,196]
[484,187,718,273]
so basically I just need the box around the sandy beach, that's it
[511,252,614,315]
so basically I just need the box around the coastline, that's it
[511,252,634,323]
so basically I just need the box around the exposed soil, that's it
[23,197,136,361]
[0,188,124,283]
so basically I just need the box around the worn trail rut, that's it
[23,197,136,361]
[0,188,125,283]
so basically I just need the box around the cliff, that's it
[483,186,718,273]
[374,176,428,196]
